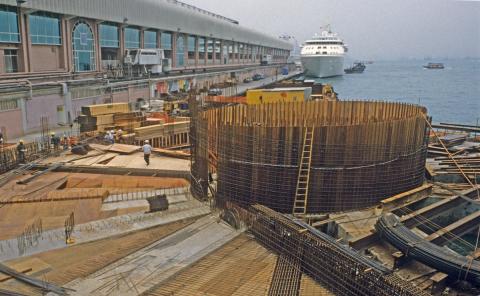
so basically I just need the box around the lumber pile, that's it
[134,121,190,140]
[89,143,139,155]
[81,103,130,116]
[438,134,468,147]
[152,148,190,159]
[79,103,147,133]
[428,136,480,157]
[435,155,480,175]
[145,118,165,126]
[113,112,146,131]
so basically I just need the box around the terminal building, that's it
[0,0,291,139]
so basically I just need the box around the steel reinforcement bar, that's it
[376,213,480,285]
[225,203,430,296]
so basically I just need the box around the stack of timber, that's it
[427,133,474,157]
[134,119,190,149]
[89,143,139,155]
[79,103,132,133]
[437,134,468,147]
[434,155,480,175]
[81,103,130,117]
[113,112,146,131]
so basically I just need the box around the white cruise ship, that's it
[301,27,347,78]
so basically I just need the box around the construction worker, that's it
[61,133,69,150]
[116,129,123,143]
[51,132,60,151]
[17,140,26,163]
[104,131,114,144]
[109,130,115,144]
[142,140,152,166]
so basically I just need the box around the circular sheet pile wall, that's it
[192,100,429,214]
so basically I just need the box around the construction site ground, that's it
[0,218,197,295]
[1,130,479,295]
[37,145,190,172]
[143,233,333,296]
[0,171,190,241]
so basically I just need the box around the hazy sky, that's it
[183,0,480,60]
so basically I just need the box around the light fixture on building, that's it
[123,17,128,24]
[16,0,26,5]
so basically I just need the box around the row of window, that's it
[0,98,18,111]
[0,8,61,45]
[1,5,289,72]
[0,6,288,57]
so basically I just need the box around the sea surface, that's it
[305,59,480,125]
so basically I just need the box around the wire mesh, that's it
[191,99,430,214]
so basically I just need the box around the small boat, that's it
[344,62,366,74]
[423,63,444,69]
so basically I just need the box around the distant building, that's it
[0,0,291,139]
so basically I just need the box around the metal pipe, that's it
[376,213,480,284]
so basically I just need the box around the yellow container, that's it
[246,87,312,105]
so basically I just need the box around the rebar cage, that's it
[191,100,429,214]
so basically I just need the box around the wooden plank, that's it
[105,144,139,155]
[0,258,51,282]
[81,103,130,116]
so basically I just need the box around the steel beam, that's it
[425,211,480,245]
[400,187,479,228]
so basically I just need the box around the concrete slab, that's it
[65,215,240,296]
[0,198,210,261]
[104,152,190,171]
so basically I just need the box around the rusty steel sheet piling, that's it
[191,100,429,214]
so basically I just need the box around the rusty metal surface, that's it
[224,203,431,296]
[192,100,429,213]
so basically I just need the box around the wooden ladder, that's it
[293,127,315,217]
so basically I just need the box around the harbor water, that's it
[307,58,480,125]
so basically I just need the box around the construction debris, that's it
[147,194,169,212]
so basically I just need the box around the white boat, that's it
[301,26,347,78]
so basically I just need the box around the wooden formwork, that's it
[192,100,430,213]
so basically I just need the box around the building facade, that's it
[0,0,290,76]
[0,0,292,139]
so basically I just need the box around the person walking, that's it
[142,140,152,166]
[17,140,26,164]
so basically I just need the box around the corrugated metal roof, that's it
[0,0,291,50]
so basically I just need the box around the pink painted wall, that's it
[30,45,65,72]
[24,94,64,131]
[112,91,130,103]
[0,109,23,140]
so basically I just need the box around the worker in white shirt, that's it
[142,140,152,166]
